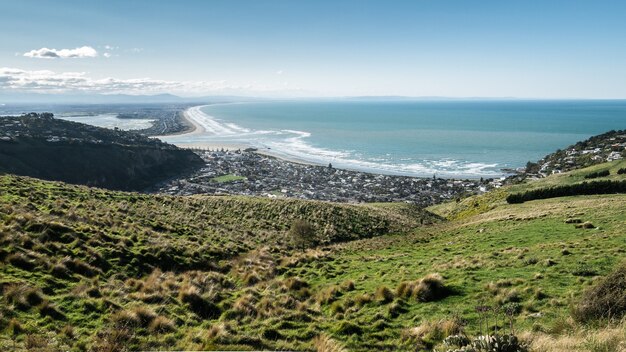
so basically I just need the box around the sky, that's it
[1,0,626,98]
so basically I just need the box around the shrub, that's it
[618,168,626,175]
[290,219,317,251]
[572,262,626,323]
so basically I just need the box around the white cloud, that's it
[0,67,303,96]
[276,70,283,75]
[103,52,112,58]
[23,46,98,59]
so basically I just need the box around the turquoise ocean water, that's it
[165,100,626,178]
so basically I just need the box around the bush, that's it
[584,170,610,179]
[617,168,626,175]
[290,219,317,251]
[506,180,626,204]
[572,262,626,323]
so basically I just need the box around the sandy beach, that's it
[158,106,320,166]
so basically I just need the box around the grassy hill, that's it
[428,159,626,221]
[1,161,625,351]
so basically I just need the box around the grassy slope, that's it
[428,159,626,221]
[1,161,625,351]
[0,174,432,351]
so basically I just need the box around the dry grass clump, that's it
[283,277,309,291]
[571,262,626,323]
[179,285,221,319]
[148,315,176,333]
[353,292,373,307]
[316,285,342,305]
[313,333,347,352]
[206,322,231,341]
[3,283,44,309]
[340,280,355,291]
[402,318,464,348]
[375,286,395,303]
[6,252,37,270]
[110,309,141,328]
[37,300,65,320]
[396,273,450,302]
[234,248,277,285]
[520,319,626,352]
[91,327,133,352]
[232,293,258,318]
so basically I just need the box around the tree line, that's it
[506,180,626,204]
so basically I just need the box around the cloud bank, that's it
[23,46,98,59]
[0,67,301,96]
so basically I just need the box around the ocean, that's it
[160,100,626,178]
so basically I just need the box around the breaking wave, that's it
[167,105,503,178]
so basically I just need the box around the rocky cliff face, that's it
[0,114,203,191]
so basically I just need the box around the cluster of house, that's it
[155,149,487,206]
[534,133,626,176]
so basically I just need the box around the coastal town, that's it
[520,129,626,179]
[154,148,490,206]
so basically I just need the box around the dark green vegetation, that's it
[0,114,203,190]
[1,155,625,351]
[583,169,610,179]
[506,180,626,203]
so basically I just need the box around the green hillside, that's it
[1,162,625,351]
[428,159,626,221]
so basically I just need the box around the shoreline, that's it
[164,105,323,167]
[159,105,499,180]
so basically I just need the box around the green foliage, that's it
[584,170,610,179]
[289,219,316,251]
[506,180,626,204]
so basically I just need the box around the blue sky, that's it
[1,0,626,98]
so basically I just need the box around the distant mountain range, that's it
[0,92,266,105]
